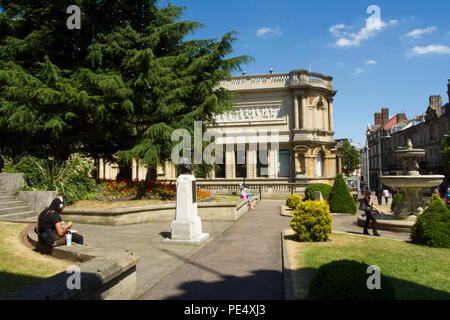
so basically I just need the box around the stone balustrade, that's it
[219,70,333,91]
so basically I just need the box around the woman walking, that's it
[362,190,382,236]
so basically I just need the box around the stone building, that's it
[365,79,450,190]
[98,69,341,195]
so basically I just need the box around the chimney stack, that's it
[397,113,407,122]
[429,95,442,115]
[381,108,389,124]
[374,112,383,125]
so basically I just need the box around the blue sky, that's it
[168,0,450,146]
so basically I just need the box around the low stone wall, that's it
[0,173,25,193]
[356,214,413,233]
[18,191,57,212]
[4,230,140,300]
[61,196,259,226]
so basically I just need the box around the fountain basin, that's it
[380,175,444,188]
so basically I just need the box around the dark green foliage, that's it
[304,184,332,202]
[0,1,251,171]
[5,155,98,205]
[307,259,397,300]
[4,155,48,190]
[410,198,450,248]
[391,193,402,211]
[340,141,361,176]
[329,174,357,214]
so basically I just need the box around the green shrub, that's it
[290,200,332,242]
[329,174,357,214]
[4,155,98,205]
[304,184,332,202]
[286,194,302,209]
[307,259,397,300]
[4,155,48,189]
[390,193,402,211]
[410,198,450,248]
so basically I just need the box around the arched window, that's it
[316,151,324,177]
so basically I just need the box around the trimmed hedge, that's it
[286,194,302,209]
[391,193,403,211]
[307,259,397,300]
[304,184,332,202]
[329,174,357,214]
[410,198,450,248]
[290,200,332,242]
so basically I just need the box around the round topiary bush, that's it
[304,184,332,202]
[390,193,403,211]
[286,194,302,209]
[290,200,332,242]
[410,198,450,248]
[307,259,397,300]
[329,174,357,214]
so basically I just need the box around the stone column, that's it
[300,95,306,129]
[268,148,277,178]
[328,97,334,132]
[132,159,137,180]
[225,148,234,179]
[247,148,257,178]
[293,95,299,130]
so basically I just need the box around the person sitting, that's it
[240,184,254,210]
[36,197,84,247]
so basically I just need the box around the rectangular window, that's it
[278,150,290,177]
[257,150,269,177]
[235,149,246,178]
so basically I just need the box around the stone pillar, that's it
[328,98,334,132]
[247,148,256,178]
[132,159,137,180]
[164,174,209,245]
[225,148,234,179]
[293,95,299,130]
[268,148,277,178]
[99,158,104,179]
[300,95,306,129]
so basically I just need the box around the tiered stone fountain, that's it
[380,139,444,219]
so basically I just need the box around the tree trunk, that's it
[145,167,157,181]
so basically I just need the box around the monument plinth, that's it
[164,161,209,245]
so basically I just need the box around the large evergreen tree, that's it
[0,1,250,177]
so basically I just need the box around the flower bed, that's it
[99,179,211,201]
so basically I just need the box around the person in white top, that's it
[383,189,390,205]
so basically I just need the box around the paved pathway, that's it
[139,200,291,300]
[70,201,410,300]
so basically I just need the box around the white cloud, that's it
[403,26,436,39]
[355,68,364,74]
[365,59,377,65]
[330,18,398,47]
[407,44,450,57]
[256,27,282,38]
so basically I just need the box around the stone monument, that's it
[164,158,209,245]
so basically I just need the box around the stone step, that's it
[0,196,16,202]
[0,206,33,215]
[0,210,38,221]
[0,200,26,208]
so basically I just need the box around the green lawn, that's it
[290,232,450,300]
[0,222,73,298]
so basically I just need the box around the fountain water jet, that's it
[380,139,444,219]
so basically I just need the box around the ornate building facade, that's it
[98,69,341,195]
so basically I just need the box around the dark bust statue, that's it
[177,157,193,175]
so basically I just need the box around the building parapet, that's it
[219,70,333,92]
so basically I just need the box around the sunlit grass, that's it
[0,222,73,298]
